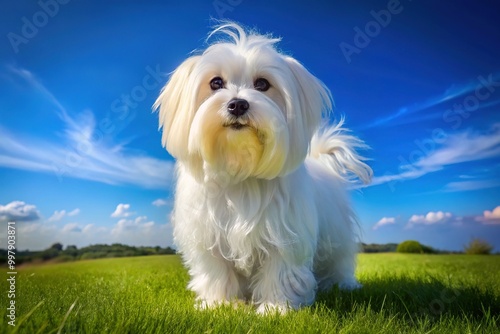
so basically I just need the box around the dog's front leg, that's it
[186,250,243,309]
[251,250,317,314]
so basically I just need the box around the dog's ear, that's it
[154,56,201,159]
[283,57,333,168]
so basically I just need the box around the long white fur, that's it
[154,22,372,313]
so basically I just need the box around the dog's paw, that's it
[194,298,229,310]
[256,302,290,315]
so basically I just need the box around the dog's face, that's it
[155,24,332,181]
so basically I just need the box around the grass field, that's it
[1,254,499,333]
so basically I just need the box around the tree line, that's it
[364,238,495,255]
[0,243,176,266]
[0,238,494,266]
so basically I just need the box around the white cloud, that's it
[363,72,500,129]
[416,126,500,170]
[8,218,172,251]
[484,206,500,219]
[370,124,500,190]
[0,66,175,189]
[48,210,66,222]
[407,211,453,228]
[152,199,168,207]
[369,168,430,187]
[0,199,173,251]
[13,222,58,250]
[111,203,134,218]
[372,217,396,230]
[18,222,45,234]
[443,179,500,192]
[62,223,82,233]
[82,224,94,233]
[370,207,500,231]
[476,206,500,225]
[0,201,41,223]
[48,208,81,222]
[68,208,80,216]
[111,216,155,235]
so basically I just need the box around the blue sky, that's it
[1,0,499,252]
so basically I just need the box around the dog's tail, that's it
[307,119,372,185]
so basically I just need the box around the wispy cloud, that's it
[369,168,431,188]
[0,66,174,189]
[62,223,82,233]
[48,210,66,222]
[68,208,80,216]
[443,179,500,192]
[362,72,500,129]
[7,65,67,112]
[152,198,169,207]
[370,124,500,189]
[47,208,80,222]
[417,125,500,169]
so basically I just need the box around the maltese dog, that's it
[154,22,372,313]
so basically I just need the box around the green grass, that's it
[1,254,499,333]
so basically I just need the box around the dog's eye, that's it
[254,78,270,92]
[210,77,224,90]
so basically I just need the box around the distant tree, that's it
[397,240,424,254]
[0,243,177,264]
[41,248,60,260]
[464,238,493,255]
[421,244,437,254]
[362,243,398,253]
[159,246,176,255]
[64,245,79,257]
[50,243,64,251]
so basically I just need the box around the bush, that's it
[397,240,424,254]
[464,238,493,255]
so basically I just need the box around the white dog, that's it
[154,22,372,313]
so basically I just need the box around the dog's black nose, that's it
[227,98,249,117]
